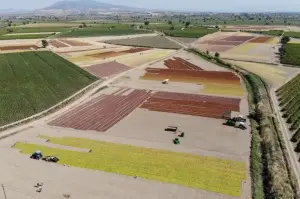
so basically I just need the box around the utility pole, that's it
[2,184,7,199]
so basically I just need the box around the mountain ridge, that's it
[42,0,144,12]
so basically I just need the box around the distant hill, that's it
[42,0,142,12]
[0,9,28,14]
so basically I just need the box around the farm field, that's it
[242,30,283,36]
[87,48,149,59]
[0,51,97,126]
[6,27,71,34]
[194,32,254,53]
[163,27,218,38]
[116,49,175,67]
[140,56,244,96]
[222,25,286,31]
[170,37,199,45]
[49,88,242,132]
[140,91,241,118]
[64,47,169,67]
[276,74,300,152]
[221,42,277,63]
[0,46,251,199]
[49,89,153,132]
[19,23,80,28]
[0,33,53,40]
[49,39,69,48]
[194,32,278,63]
[105,36,182,49]
[59,25,149,38]
[0,45,39,51]
[285,31,300,39]
[14,135,246,197]
[59,39,91,46]
[280,43,300,66]
[83,61,131,78]
[227,60,287,86]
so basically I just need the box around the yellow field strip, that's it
[13,136,246,197]
[227,60,287,85]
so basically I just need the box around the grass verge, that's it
[280,43,300,66]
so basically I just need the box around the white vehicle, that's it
[162,79,169,84]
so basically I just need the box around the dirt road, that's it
[269,88,300,188]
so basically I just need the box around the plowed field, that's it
[164,57,203,70]
[140,91,240,119]
[84,61,130,78]
[221,36,255,42]
[0,45,38,51]
[87,48,149,59]
[49,89,152,132]
[49,40,69,48]
[59,39,91,46]
[249,36,273,43]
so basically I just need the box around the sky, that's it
[1,0,300,12]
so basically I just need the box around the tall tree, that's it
[41,40,49,48]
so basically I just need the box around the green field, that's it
[7,27,72,34]
[105,36,182,49]
[164,27,218,38]
[285,31,300,39]
[147,24,218,38]
[276,74,300,151]
[244,30,283,36]
[0,52,97,126]
[59,25,149,37]
[0,33,54,40]
[280,43,300,66]
[14,135,246,196]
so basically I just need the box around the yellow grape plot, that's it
[14,136,246,197]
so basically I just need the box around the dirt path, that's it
[269,88,300,187]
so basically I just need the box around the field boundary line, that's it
[0,80,102,132]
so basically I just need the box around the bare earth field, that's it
[227,60,300,88]
[193,32,279,64]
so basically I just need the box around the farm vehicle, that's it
[224,117,247,130]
